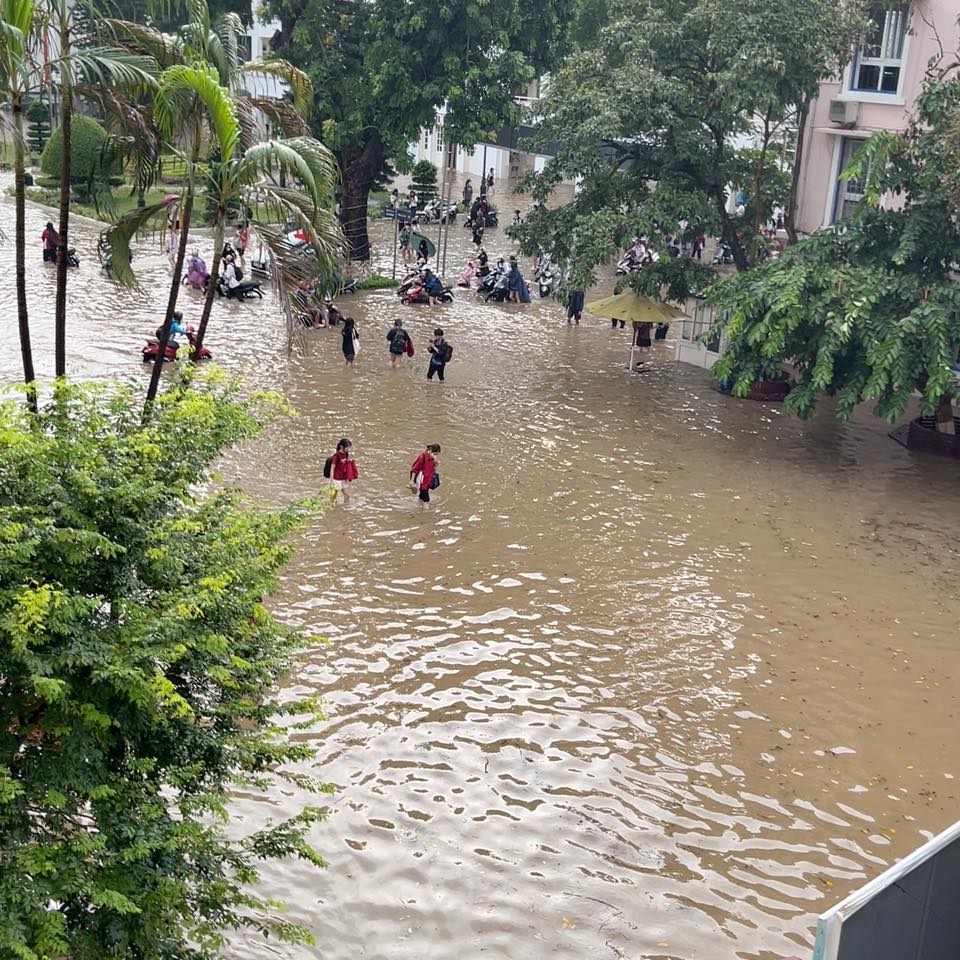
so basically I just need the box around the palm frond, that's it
[232,95,260,153]
[80,86,162,201]
[155,62,240,162]
[236,95,311,138]
[215,12,243,78]
[97,18,183,68]
[100,196,180,289]
[240,58,313,119]
[238,137,338,211]
[56,47,159,91]
[249,184,344,282]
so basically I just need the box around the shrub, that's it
[39,115,119,198]
[355,274,398,289]
[26,98,51,153]
[0,371,330,960]
[410,159,438,203]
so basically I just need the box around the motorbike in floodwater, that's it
[217,264,264,300]
[402,281,455,305]
[534,254,562,299]
[141,325,212,363]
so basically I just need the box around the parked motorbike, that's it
[141,325,212,363]
[418,197,459,224]
[712,243,735,265]
[534,253,561,298]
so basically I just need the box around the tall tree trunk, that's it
[54,17,71,379]
[144,132,201,412]
[340,134,385,274]
[750,109,773,259]
[936,394,956,435]
[716,199,750,272]
[784,98,810,246]
[191,216,225,357]
[12,95,37,412]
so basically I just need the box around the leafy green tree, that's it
[26,97,50,153]
[707,74,960,433]
[410,159,438,205]
[0,0,39,408]
[0,370,329,959]
[511,0,863,293]
[267,0,576,267]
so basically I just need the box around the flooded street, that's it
[3,192,960,960]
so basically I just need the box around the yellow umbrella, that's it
[585,292,685,369]
[585,291,684,324]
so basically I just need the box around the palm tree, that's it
[0,0,38,409]
[44,0,156,379]
[152,63,342,357]
[99,2,315,405]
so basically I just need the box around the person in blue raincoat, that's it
[507,256,530,303]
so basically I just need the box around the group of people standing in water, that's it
[325,438,442,510]
[333,316,454,380]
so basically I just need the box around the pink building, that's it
[794,1,956,233]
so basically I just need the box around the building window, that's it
[851,5,908,94]
[423,128,430,151]
[832,138,872,223]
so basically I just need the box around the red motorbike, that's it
[141,325,212,363]
[402,282,455,305]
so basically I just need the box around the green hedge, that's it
[40,115,118,183]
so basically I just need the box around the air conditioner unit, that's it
[829,99,860,128]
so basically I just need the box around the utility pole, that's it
[391,208,398,280]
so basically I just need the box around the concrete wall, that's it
[795,0,959,234]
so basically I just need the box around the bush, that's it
[26,98,51,153]
[355,274,398,289]
[410,159,438,203]
[0,372,330,960]
[40,115,119,197]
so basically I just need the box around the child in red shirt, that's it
[332,438,359,506]
[409,444,441,508]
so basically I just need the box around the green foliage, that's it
[267,0,576,258]
[410,159,438,204]
[512,0,864,290]
[26,98,50,153]
[40,115,119,191]
[0,370,330,960]
[707,74,960,425]
[355,273,398,290]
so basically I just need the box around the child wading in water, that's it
[330,438,358,506]
[409,444,441,509]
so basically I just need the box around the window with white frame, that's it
[851,5,909,94]
[833,138,872,223]
[423,128,430,151]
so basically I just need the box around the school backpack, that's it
[322,455,333,479]
[442,342,453,363]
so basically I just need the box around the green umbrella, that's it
[585,291,684,324]
[585,292,685,369]
[410,232,437,257]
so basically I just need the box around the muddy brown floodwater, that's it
[3,187,960,960]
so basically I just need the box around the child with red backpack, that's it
[409,444,441,507]
[323,438,358,506]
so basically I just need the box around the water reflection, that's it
[3,186,960,960]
